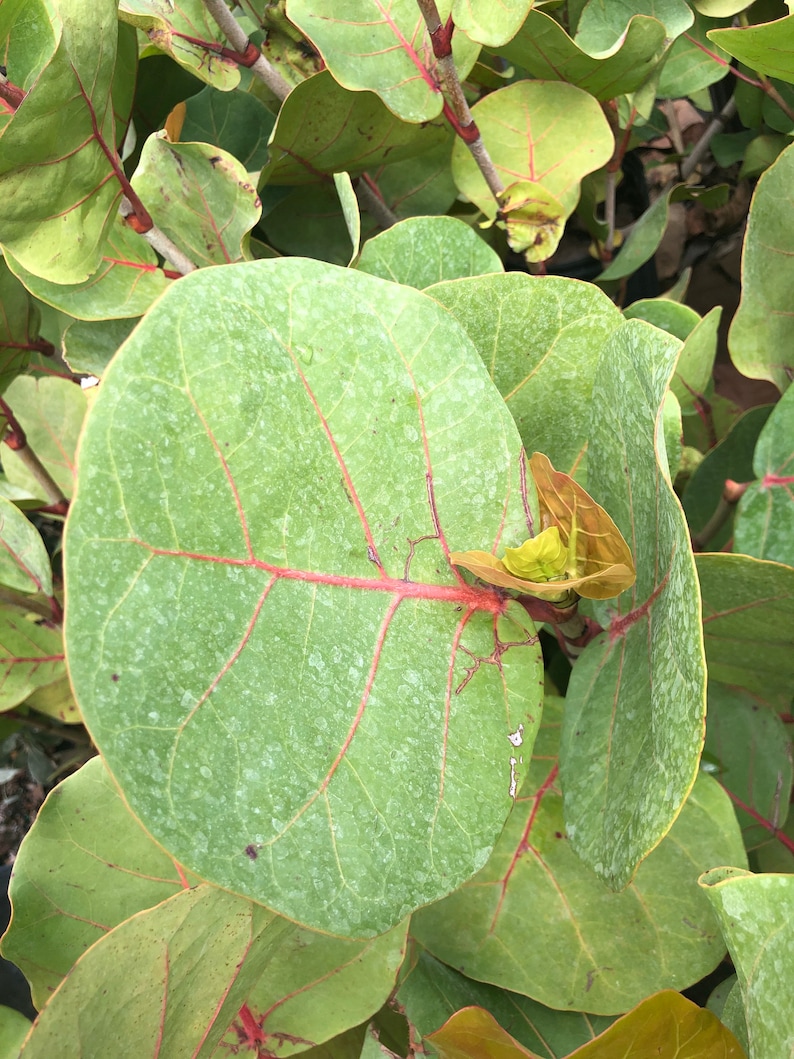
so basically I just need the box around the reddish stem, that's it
[721,783,794,855]
[683,34,763,87]
[0,395,26,450]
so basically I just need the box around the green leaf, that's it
[24,673,80,724]
[357,216,502,289]
[452,0,533,47]
[700,868,794,1059]
[427,274,623,481]
[118,0,241,90]
[599,189,671,281]
[62,317,138,378]
[0,0,126,283]
[0,1006,30,1058]
[412,699,745,1014]
[0,0,60,95]
[576,0,693,53]
[260,71,449,187]
[334,172,361,265]
[739,132,792,179]
[0,376,86,500]
[729,140,794,391]
[262,183,373,265]
[499,9,668,100]
[657,12,732,98]
[662,389,683,481]
[397,946,615,1057]
[0,257,40,391]
[696,553,794,709]
[372,132,457,219]
[3,757,407,1032]
[5,212,171,320]
[180,85,276,173]
[682,405,774,550]
[705,683,792,853]
[0,496,52,596]
[0,610,64,712]
[733,384,794,565]
[625,300,721,412]
[561,320,707,890]
[64,259,544,938]
[709,15,794,84]
[131,134,261,267]
[286,0,479,123]
[451,81,614,223]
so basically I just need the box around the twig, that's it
[202,0,291,101]
[119,198,197,275]
[760,76,794,126]
[416,0,505,205]
[721,782,794,855]
[0,587,53,621]
[0,397,69,512]
[681,97,737,180]
[357,175,399,229]
[603,169,617,256]
[691,477,748,550]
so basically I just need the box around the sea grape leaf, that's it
[0,257,40,391]
[118,0,240,90]
[180,85,276,173]
[131,134,261,268]
[729,140,794,391]
[64,258,544,938]
[428,1007,542,1059]
[709,15,794,83]
[427,274,623,481]
[412,698,744,1014]
[599,189,671,281]
[499,9,667,100]
[0,0,126,284]
[356,216,502,289]
[285,0,480,123]
[4,212,171,320]
[0,1007,30,1057]
[3,759,406,1035]
[576,0,694,54]
[428,993,744,1059]
[697,553,794,709]
[397,946,615,1058]
[705,683,792,853]
[0,376,86,500]
[695,0,751,13]
[733,384,794,565]
[624,300,721,414]
[0,0,60,95]
[451,81,614,223]
[662,390,683,482]
[260,71,449,187]
[700,868,794,1059]
[24,674,80,724]
[452,0,533,47]
[560,320,707,890]
[451,452,636,601]
[0,610,65,712]
[739,132,791,178]
[682,406,773,550]
[657,12,732,97]
[18,885,287,1057]
[62,317,138,378]
[0,497,52,596]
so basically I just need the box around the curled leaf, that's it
[450,452,635,601]
[495,180,565,260]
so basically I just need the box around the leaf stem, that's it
[203,0,291,101]
[0,396,69,512]
[720,782,794,855]
[415,0,505,205]
[119,198,197,276]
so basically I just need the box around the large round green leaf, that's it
[64,259,544,938]
[451,81,614,223]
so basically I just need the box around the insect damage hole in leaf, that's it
[65,258,544,938]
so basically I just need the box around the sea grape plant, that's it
[0,0,792,1057]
